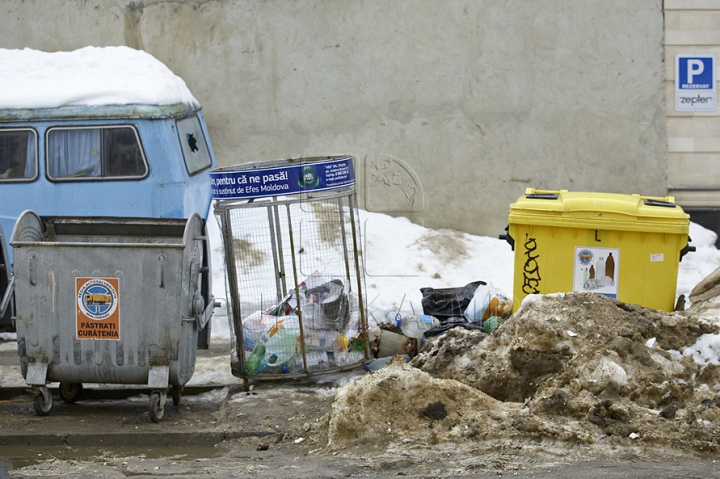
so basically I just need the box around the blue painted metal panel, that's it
[0,106,216,263]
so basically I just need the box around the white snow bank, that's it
[677,222,720,300]
[0,46,199,109]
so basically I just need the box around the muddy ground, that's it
[2,379,719,478]
[2,290,720,477]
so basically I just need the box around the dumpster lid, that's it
[509,188,690,234]
[10,210,204,248]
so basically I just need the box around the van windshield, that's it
[46,126,148,181]
[0,129,37,182]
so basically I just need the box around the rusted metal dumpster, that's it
[10,211,213,422]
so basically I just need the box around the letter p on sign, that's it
[687,59,705,84]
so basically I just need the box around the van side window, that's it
[47,126,148,181]
[0,129,37,182]
[176,115,212,175]
[105,128,146,177]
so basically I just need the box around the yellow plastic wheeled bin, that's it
[504,188,694,312]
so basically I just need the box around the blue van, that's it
[0,46,217,341]
[0,103,217,338]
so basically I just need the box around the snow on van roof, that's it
[0,46,199,109]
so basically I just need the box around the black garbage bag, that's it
[420,280,486,321]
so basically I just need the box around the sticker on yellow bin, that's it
[76,277,120,340]
[573,247,619,299]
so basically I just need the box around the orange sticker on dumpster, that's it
[76,277,120,340]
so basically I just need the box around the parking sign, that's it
[676,54,716,112]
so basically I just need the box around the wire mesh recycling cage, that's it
[211,155,369,386]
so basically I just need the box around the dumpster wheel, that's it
[149,391,166,423]
[33,387,53,416]
[170,385,183,407]
[59,382,83,403]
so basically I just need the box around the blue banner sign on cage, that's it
[210,156,356,200]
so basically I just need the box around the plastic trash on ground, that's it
[420,280,513,336]
[464,282,513,323]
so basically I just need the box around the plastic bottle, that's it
[244,339,266,374]
[347,350,365,364]
[385,310,401,327]
[337,333,350,350]
[296,351,328,370]
[254,354,269,374]
[265,329,297,365]
[333,349,348,366]
[304,329,339,351]
[401,314,434,339]
[583,267,589,284]
[364,356,390,372]
[606,253,615,280]
[589,265,595,279]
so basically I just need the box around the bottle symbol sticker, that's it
[606,253,615,281]
[596,257,606,279]
[574,247,619,299]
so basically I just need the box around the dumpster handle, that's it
[595,230,601,242]
[0,274,13,317]
[526,193,559,200]
[158,254,165,288]
[680,237,697,262]
[644,198,676,208]
[28,253,37,285]
[196,294,214,330]
[499,226,514,251]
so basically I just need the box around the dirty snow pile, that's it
[329,291,720,456]
[243,203,720,457]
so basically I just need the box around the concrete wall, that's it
[665,1,720,205]
[1,0,667,237]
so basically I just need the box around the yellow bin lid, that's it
[509,188,690,234]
